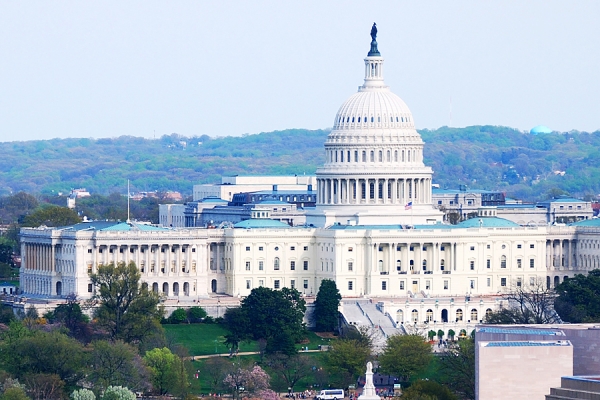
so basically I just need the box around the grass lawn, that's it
[164,323,258,356]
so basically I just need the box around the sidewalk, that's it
[188,348,323,360]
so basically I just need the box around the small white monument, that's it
[357,361,381,400]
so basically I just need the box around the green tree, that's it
[50,295,90,342]
[0,387,30,400]
[378,334,432,382]
[438,338,475,400]
[71,389,96,400]
[325,338,371,384]
[265,353,312,393]
[100,386,136,400]
[167,308,187,324]
[90,261,164,343]
[313,279,341,332]
[555,270,600,322]
[186,306,207,323]
[21,205,80,227]
[201,356,231,394]
[402,380,458,400]
[88,340,150,393]
[144,347,187,395]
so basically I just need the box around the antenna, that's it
[127,179,131,224]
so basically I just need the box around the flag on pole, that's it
[405,202,413,210]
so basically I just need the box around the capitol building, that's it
[19,28,600,332]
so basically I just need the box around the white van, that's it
[316,389,345,400]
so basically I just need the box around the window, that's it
[348,281,353,290]
[259,279,264,287]
[290,280,296,289]
[348,247,353,252]
[259,261,264,271]
[501,278,507,287]
[412,309,419,323]
[471,309,478,321]
[274,258,280,270]
[517,258,522,268]
[290,246,295,251]
[487,277,491,287]
[382,281,387,290]
[303,261,308,270]
[396,260,402,271]
[290,261,295,270]
[530,244,535,249]
[443,280,448,290]
[88,284,93,293]
[259,246,264,251]
[426,309,433,322]
[470,280,475,289]
[517,244,522,249]
[530,258,535,268]
[192,248,196,252]
[487,244,491,249]
[516,277,522,287]
[246,280,251,289]
[500,255,507,268]
[303,279,308,289]
[470,246,475,251]
[425,280,431,290]
[274,280,280,289]
[87,248,92,253]
[348,261,353,271]
[303,246,308,251]
[470,261,475,270]
[486,259,491,269]
[246,246,250,251]
[274,246,279,251]
[245,261,251,271]
[456,309,463,321]
[530,277,535,286]
[400,281,405,290]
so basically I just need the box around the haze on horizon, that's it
[0,1,599,142]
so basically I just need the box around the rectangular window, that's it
[348,247,353,252]
[246,246,250,251]
[382,281,387,290]
[486,259,491,269]
[245,261,251,271]
[348,281,353,291]
[530,244,535,249]
[470,280,475,289]
[425,280,431,290]
[303,279,308,289]
[192,248,196,252]
[259,279,264,287]
[274,280,280,289]
[440,246,445,251]
[517,244,522,249]
[487,244,491,249]
[400,281,405,290]
[303,261,308,270]
[88,283,93,293]
[487,277,491,287]
[470,246,475,251]
[470,261,475,270]
[290,246,295,251]
[290,280,296,289]
[530,259,535,268]
[443,280,448,290]
[303,246,308,251]
[87,248,92,253]
[501,278,507,287]
[348,262,353,271]
[259,261,264,271]
[290,261,296,270]
[246,280,251,289]
[259,246,264,251]
[517,278,522,287]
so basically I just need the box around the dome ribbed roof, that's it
[333,89,415,130]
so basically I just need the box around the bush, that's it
[168,308,187,324]
[187,306,207,323]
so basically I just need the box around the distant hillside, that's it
[1,126,599,202]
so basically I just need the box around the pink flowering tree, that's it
[223,365,271,400]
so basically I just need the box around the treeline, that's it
[1,126,600,202]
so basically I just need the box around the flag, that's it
[405,202,412,210]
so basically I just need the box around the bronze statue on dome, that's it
[371,23,377,42]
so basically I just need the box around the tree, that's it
[21,205,80,227]
[437,337,475,400]
[90,261,164,343]
[378,334,433,382]
[325,338,371,385]
[485,278,559,324]
[143,347,187,395]
[401,380,458,400]
[555,270,600,322]
[448,329,455,341]
[22,373,64,400]
[0,387,30,400]
[89,340,150,393]
[71,389,96,400]
[100,386,136,400]
[186,306,207,323]
[202,357,231,394]
[167,308,187,324]
[314,279,341,332]
[223,365,271,400]
[427,330,436,341]
[265,353,312,393]
[50,295,91,342]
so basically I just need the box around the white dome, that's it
[333,89,415,131]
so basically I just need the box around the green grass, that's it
[165,323,257,356]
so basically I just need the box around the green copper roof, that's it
[233,219,291,229]
[570,218,600,227]
[456,217,519,228]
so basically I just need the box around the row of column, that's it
[367,242,457,274]
[546,239,574,269]
[326,148,420,165]
[317,177,432,206]
[23,243,55,272]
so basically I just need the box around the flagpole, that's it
[127,179,130,224]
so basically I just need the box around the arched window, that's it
[370,151,375,162]
[426,309,433,322]
[396,260,402,271]
[371,116,374,123]
[163,282,169,295]
[378,150,383,162]
[471,308,478,322]
[500,255,507,268]
[486,308,493,319]
[412,309,419,323]
[362,151,367,162]
[355,150,359,162]
[173,282,179,296]
[422,260,427,271]
[152,282,159,293]
[440,259,445,271]
[408,151,411,162]
[402,150,405,162]
[378,260,383,271]
[387,150,391,162]
[274,257,280,270]
[394,150,398,162]
[397,309,404,323]
[358,117,361,122]
[456,309,463,321]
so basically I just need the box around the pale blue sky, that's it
[0,1,598,142]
